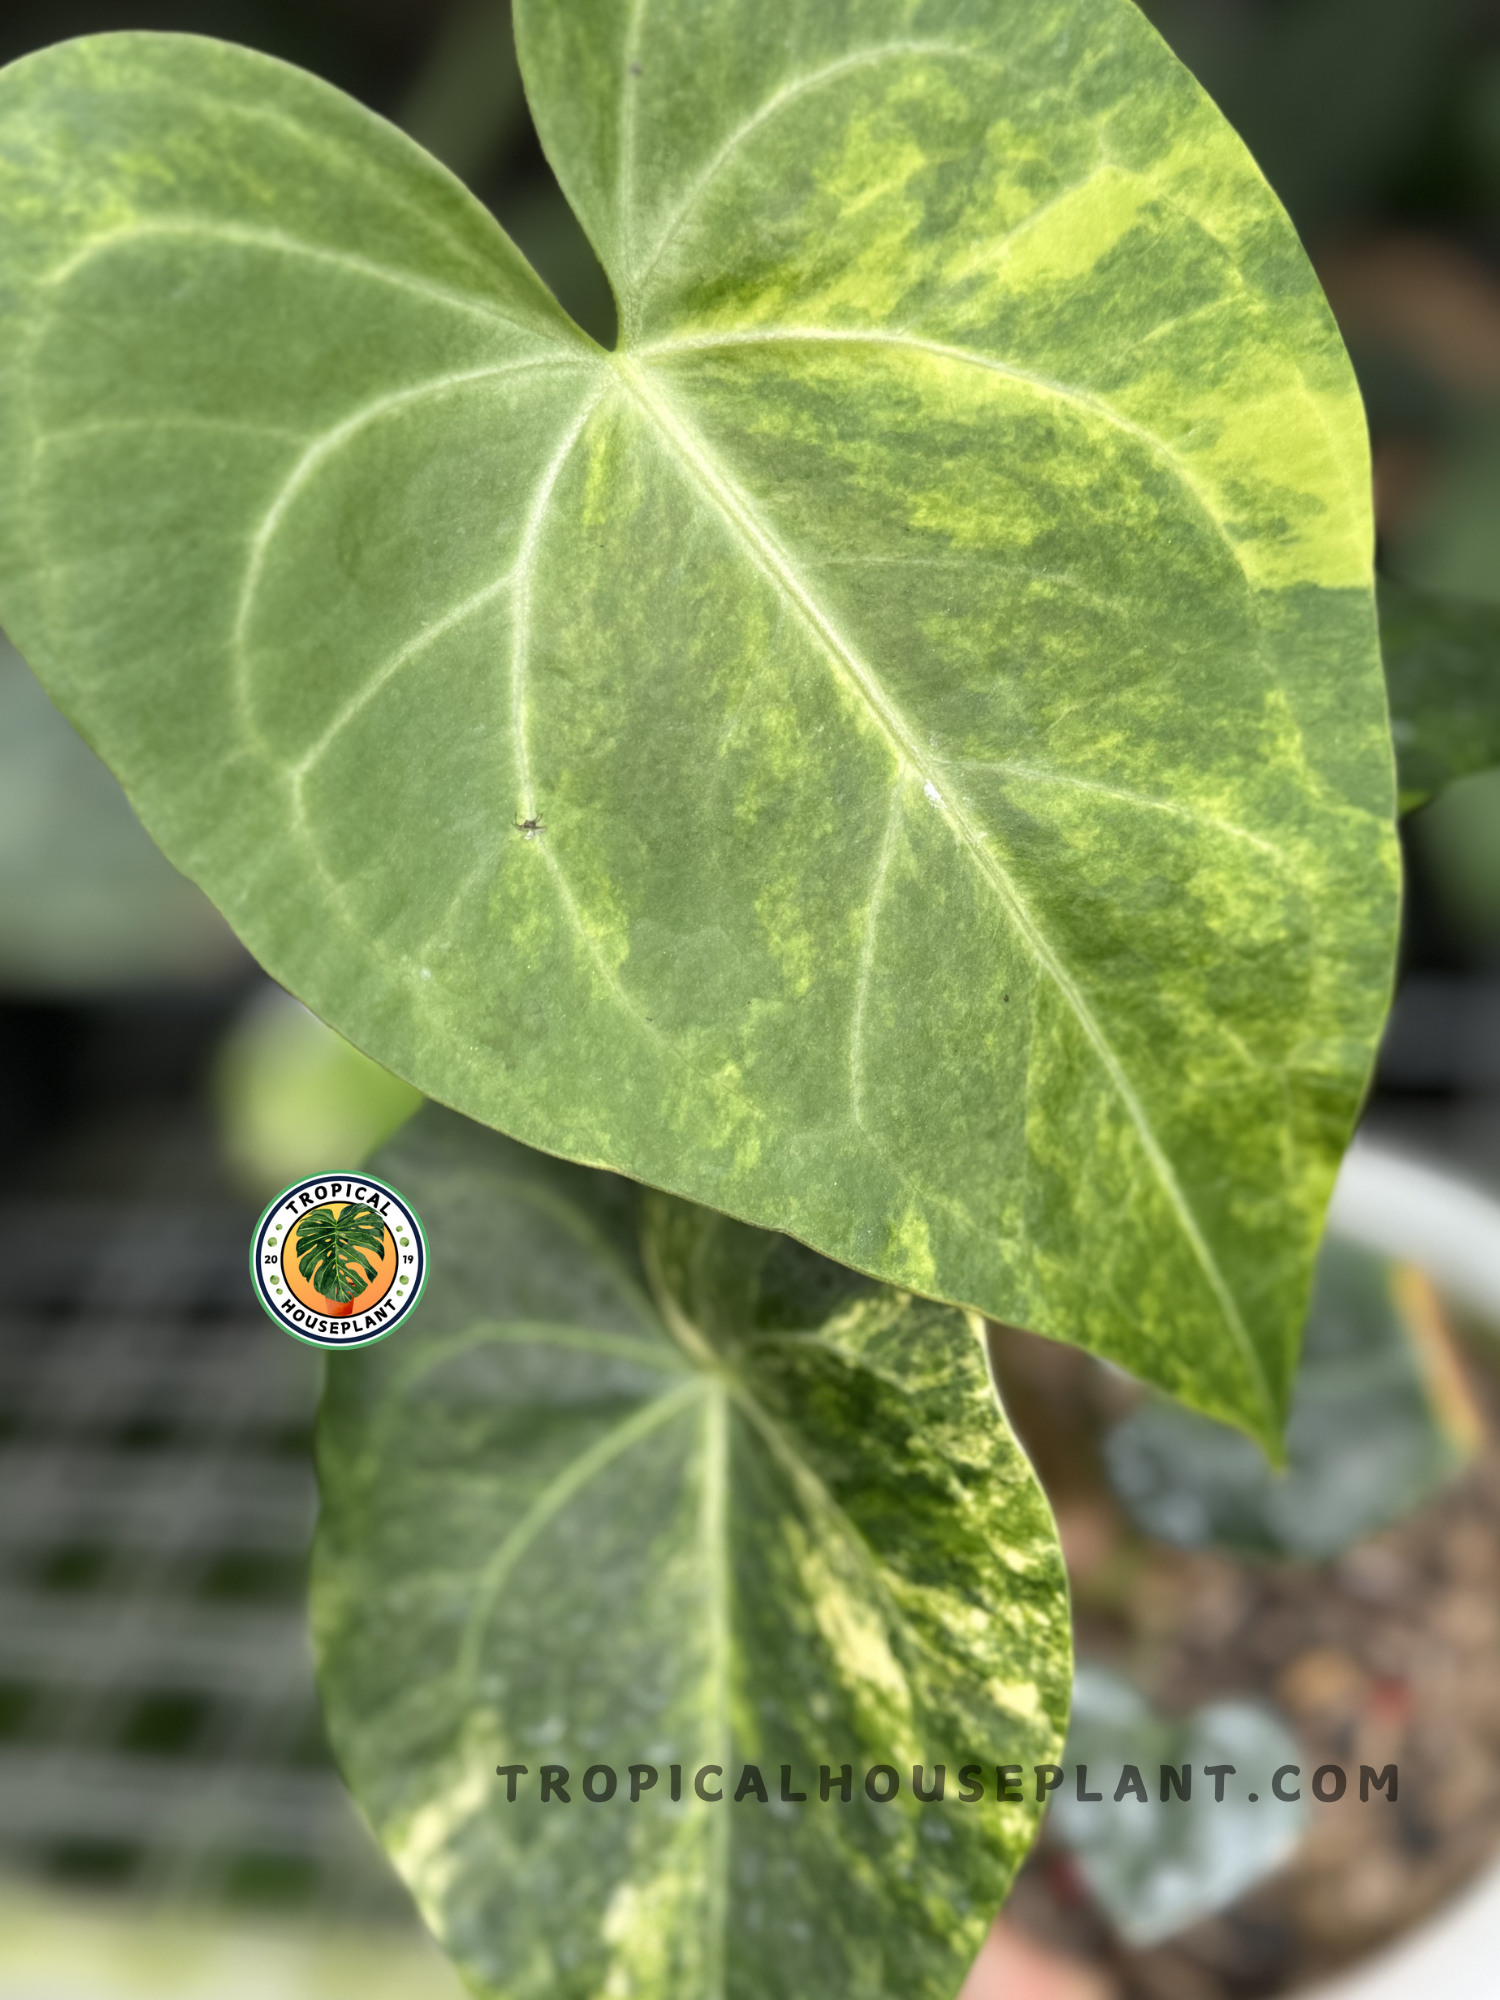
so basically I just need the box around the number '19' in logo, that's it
[249,1171,427,1348]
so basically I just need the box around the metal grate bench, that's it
[0,1200,403,1917]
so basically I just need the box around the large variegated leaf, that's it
[312,1106,1070,2000]
[0,11,1397,1444]
[1379,577,1500,810]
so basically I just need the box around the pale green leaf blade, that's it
[1379,576,1500,811]
[0,22,1398,1446]
[312,1105,1070,2000]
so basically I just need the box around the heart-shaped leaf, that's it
[1050,1665,1305,1946]
[0,13,1397,1444]
[311,1105,1070,1999]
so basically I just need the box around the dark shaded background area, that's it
[1,0,1500,1988]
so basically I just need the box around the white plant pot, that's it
[1299,1139,1500,1998]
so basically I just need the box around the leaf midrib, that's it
[635,326,1253,588]
[614,351,1271,1421]
[646,1276,928,1655]
[439,1290,920,1979]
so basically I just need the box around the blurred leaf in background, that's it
[0,1888,467,2000]
[395,0,525,187]
[1379,577,1500,809]
[1467,44,1500,205]
[1050,1666,1306,1948]
[1395,412,1500,606]
[215,987,422,1198]
[1102,1237,1481,1562]
[0,635,243,993]
[1409,765,1500,955]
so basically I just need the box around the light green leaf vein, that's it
[42,217,559,335]
[455,1371,706,1689]
[382,1320,688,1412]
[624,39,1014,318]
[619,353,1272,1420]
[639,327,1253,589]
[31,414,307,452]
[507,382,671,1045]
[944,758,1282,857]
[236,356,591,739]
[848,784,905,1133]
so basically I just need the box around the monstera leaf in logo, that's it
[295,1203,387,1314]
